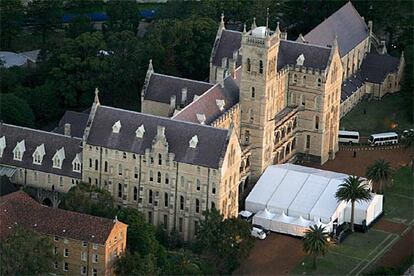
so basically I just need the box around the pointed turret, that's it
[297,33,305,43]
[147,59,154,75]
[243,23,247,34]
[251,17,257,30]
[219,12,225,31]
[94,87,100,105]
[275,21,281,37]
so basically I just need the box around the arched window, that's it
[89,158,92,168]
[211,202,216,209]
[157,172,161,183]
[248,108,254,123]
[104,161,108,172]
[134,167,138,179]
[303,75,306,85]
[259,60,263,74]
[246,58,251,72]
[195,199,200,213]
[133,187,138,201]
[251,87,255,98]
[123,152,127,159]
[317,78,322,87]
[196,179,201,191]
[118,183,122,198]
[149,171,153,181]
[212,184,216,194]
[158,153,162,165]
[315,116,320,130]
[164,192,169,207]
[95,159,98,170]
[149,189,153,204]
[245,130,250,144]
[180,196,184,210]
[118,164,122,175]
[293,74,297,83]
[165,173,169,184]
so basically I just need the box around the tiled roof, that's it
[173,67,241,125]
[52,110,89,139]
[143,73,213,106]
[277,40,331,70]
[211,30,242,67]
[360,53,400,84]
[341,73,364,102]
[0,191,122,244]
[87,105,230,169]
[0,124,82,178]
[303,2,369,57]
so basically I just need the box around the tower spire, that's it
[266,8,269,29]
[251,17,257,30]
[275,21,280,35]
[243,23,247,34]
[219,12,225,30]
[94,87,100,105]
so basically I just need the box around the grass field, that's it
[340,92,413,136]
[292,166,413,275]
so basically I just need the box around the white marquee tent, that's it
[245,164,383,237]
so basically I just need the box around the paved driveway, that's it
[235,233,305,275]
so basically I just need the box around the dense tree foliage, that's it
[303,225,330,269]
[0,226,60,275]
[366,159,393,194]
[0,0,24,49]
[0,93,35,127]
[106,0,140,34]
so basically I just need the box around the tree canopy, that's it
[303,224,330,269]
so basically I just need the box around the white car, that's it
[251,227,267,240]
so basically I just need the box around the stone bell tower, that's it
[239,17,283,181]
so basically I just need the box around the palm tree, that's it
[335,176,372,232]
[303,225,329,269]
[366,159,393,194]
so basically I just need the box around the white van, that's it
[251,227,267,240]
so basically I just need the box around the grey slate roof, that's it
[277,40,331,71]
[341,73,364,102]
[211,30,242,67]
[173,67,241,125]
[303,2,369,57]
[360,53,400,84]
[87,106,230,169]
[0,124,82,178]
[144,73,213,106]
[52,110,90,139]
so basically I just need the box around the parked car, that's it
[251,227,267,240]
[252,224,271,235]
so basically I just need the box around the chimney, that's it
[157,125,165,138]
[181,87,187,106]
[64,123,71,137]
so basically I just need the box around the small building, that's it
[0,50,40,68]
[0,191,127,276]
[245,164,383,237]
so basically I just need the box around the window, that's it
[293,74,297,83]
[81,266,87,275]
[212,184,216,194]
[88,177,92,184]
[248,108,254,123]
[251,87,255,98]
[317,78,322,87]
[179,217,183,232]
[149,190,153,204]
[306,135,311,149]
[194,220,199,234]
[148,211,153,224]
[165,173,169,184]
[196,179,201,191]
[211,202,216,209]
[53,157,61,169]
[315,116,319,130]
[81,251,87,261]
[158,153,162,165]
[54,261,58,269]
[63,262,68,271]
[59,176,63,186]
[301,95,305,106]
[118,183,122,198]
[54,236,59,241]
[95,159,98,170]
[104,161,108,172]
[133,187,138,201]
[180,176,184,186]
[157,172,161,183]
[150,156,154,164]
[195,199,200,213]
[164,192,169,207]
[82,241,87,247]
[64,248,69,257]
[163,215,168,228]
[246,58,251,72]
[123,152,127,159]
[118,164,122,175]
[93,254,98,263]
[47,174,51,184]
[259,60,263,74]
[245,130,250,144]
[93,244,98,250]
[302,75,306,85]
[92,268,97,276]
[54,247,57,255]
[180,196,184,210]
[89,158,92,168]
[150,171,154,182]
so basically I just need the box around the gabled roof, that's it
[277,40,331,71]
[360,53,400,84]
[0,191,124,244]
[143,73,213,106]
[211,30,242,67]
[173,67,241,125]
[341,73,364,102]
[303,2,369,57]
[52,110,90,139]
[0,124,82,178]
[86,105,230,169]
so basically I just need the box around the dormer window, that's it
[112,120,121,133]
[13,140,25,161]
[0,136,6,158]
[72,153,82,172]
[296,54,305,66]
[53,147,65,169]
[32,144,45,165]
[136,124,145,138]
[196,113,206,124]
[189,135,199,149]
[216,99,225,111]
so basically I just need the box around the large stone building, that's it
[0,2,404,240]
[0,191,127,275]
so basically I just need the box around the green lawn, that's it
[340,92,413,136]
[292,230,392,275]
